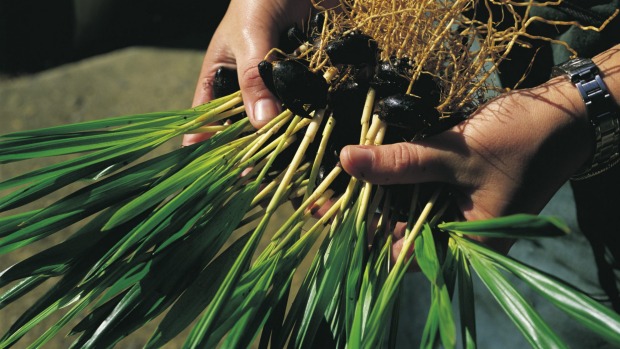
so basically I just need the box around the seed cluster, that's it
[214,0,598,194]
[252,7,468,193]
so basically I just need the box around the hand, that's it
[341,44,620,258]
[183,0,322,146]
[341,73,594,254]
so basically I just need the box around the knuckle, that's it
[390,143,417,175]
[239,59,268,92]
[392,143,412,172]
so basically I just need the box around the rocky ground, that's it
[0,46,208,348]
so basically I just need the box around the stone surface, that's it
[0,46,204,348]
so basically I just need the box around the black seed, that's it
[410,73,441,108]
[325,32,378,66]
[327,79,368,123]
[271,59,328,118]
[378,93,439,133]
[213,66,246,122]
[370,57,413,97]
[279,24,308,53]
[258,60,277,96]
[309,12,325,40]
[212,67,240,98]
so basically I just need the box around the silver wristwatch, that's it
[551,57,620,180]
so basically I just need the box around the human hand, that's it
[183,0,327,146]
[340,73,595,255]
[335,46,619,261]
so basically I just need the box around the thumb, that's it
[339,142,460,185]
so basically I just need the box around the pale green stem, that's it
[252,162,310,207]
[239,133,297,170]
[356,122,386,231]
[239,110,294,164]
[186,125,230,134]
[429,198,450,227]
[404,185,420,239]
[270,165,342,242]
[360,88,376,143]
[211,105,246,121]
[282,194,345,261]
[335,177,360,225]
[271,219,308,255]
[366,186,384,231]
[356,183,374,233]
[304,115,336,202]
[264,110,325,215]
[395,187,442,270]
[227,136,300,200]
[182,94,243,130]
[377,189,393,240]
[291,179,310,199]
[364,115,383,145]
[270,187,334,256]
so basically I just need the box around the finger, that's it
[339,141,463,185]
[184,46,235,146]
[234,28,282,129]
[182,132,212,147]
[192,38,236,107]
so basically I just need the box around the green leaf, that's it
[348,233,391,348]
[458,237,568,349]
[220,253,281,348]
[452,240,477,349]
[0,137,163,212]
[277,236,330,349]
[0,129,162,163]
[74,179,261,347]
[438,214,569,239]
[145,233,251,348]
[0,210,39,238]
[461,237,620,347]
[362,237,412,349]
[0,276,46,310]
[0,110,198,139]
[0,272,88,347]
[345,221,367,341]
[102,120,250,230]
[0,223,105,287]
[294,207,357,348]
[416,224,441,284]
[0,185,149,256]
[416,225,456,349]
[182,179,266,348]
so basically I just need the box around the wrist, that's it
[549,52,620,180]
[534,74,593,177]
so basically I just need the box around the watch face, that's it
[556,58,596,82]
[563,57,591,69]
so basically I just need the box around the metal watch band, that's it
[552,57,620,180]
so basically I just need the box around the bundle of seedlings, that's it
[1,0,619,348]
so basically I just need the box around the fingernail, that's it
[344,146,374,179]
[253,99,280,123]
[347,146,374,166]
